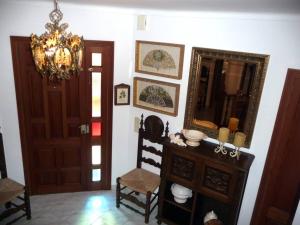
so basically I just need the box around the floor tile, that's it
[4,188,165,225]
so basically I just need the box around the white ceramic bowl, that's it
[182,129,207,146]
[171,183,192,203]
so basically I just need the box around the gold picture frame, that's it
[184,47,269,147]
[133,77,180,116]
[135,40,185,79]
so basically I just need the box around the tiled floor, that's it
[4,187,163,225]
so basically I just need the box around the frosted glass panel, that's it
[92,169,101,182]
[92,122,101,136]
[92,145,101,165]
[92,72,101,117]
[92,53,102,66]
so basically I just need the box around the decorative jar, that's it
[171,183,192,203]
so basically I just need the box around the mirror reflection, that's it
[194,58,256,132]
[184,48,269,147]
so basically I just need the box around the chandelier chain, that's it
[49,0,63,25]
[54,0,59,10]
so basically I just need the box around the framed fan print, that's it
[133,77,180,116]
[135,40,185,79]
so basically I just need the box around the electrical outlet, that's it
[134,117,140,133]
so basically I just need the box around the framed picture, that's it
[114,83,130,105]
[133,77,180,116]
[135,40,185,79]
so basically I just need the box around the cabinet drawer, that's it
[199,162,238,203]
[167,153,197,188]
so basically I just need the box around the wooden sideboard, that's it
[157,140,254,225]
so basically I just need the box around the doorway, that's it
[251,69,300,225]
[11,37,114,194]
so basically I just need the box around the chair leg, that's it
[5,201,12,209]
[145,191,151,224]
[24,188,31,220]
[116,177,121,208]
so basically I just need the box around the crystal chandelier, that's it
[31,0,84,80]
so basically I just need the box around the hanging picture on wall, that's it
[114,83,130,105]
[135,40,185,79]
[133,77,180,116]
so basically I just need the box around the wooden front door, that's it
[251,69,300,225]
[11,37,113,194]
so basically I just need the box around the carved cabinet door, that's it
[199,161,238,203]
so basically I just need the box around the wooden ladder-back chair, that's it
[116,114,169,223]
[0,132,31,225]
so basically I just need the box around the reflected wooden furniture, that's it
[193,119,218,130]
[157,140,254,225]
[116,115,169,223]
[0,133,31,224]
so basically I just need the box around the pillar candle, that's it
[233,132,246,147]
[228,117,239,133]
[218,127,229,143]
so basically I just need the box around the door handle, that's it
[79,124,90,134]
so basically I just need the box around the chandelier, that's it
[31,0,84,80]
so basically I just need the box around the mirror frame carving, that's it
[184,47,269,147]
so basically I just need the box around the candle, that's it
[233,132,246,147]
[228,117,239,133]
[218,127,229,143]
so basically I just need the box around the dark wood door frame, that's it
[84,40,114,190]
[251,68,300,225]
[11,36,32,189]
[10,36,114,194]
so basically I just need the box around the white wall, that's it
[293,201,300,225]
[1,1,300,224]
[130,10,300,225]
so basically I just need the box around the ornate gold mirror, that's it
[184,47,269,147]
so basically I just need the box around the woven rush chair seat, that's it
[0,132,31,224]
[119,168,160,195]
[0,178,25,204]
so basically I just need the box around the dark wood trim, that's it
[10,36,32,191]
[104,42,114,189]
[251,68,300,225]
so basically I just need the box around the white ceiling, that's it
[12,0,300,14]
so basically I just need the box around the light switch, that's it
[137,15,147,30]
[134,117,141,133]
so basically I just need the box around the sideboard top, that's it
[164,140,255,172]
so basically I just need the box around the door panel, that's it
[251,69,300,225]
[11,37,113,194]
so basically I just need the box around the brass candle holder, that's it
[229,132,246,160]
[214,127,229,155]
[229,146,241,160]
[214,141,227,155]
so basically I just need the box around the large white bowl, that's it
[182,129,207,146]
[171,183,192,204]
